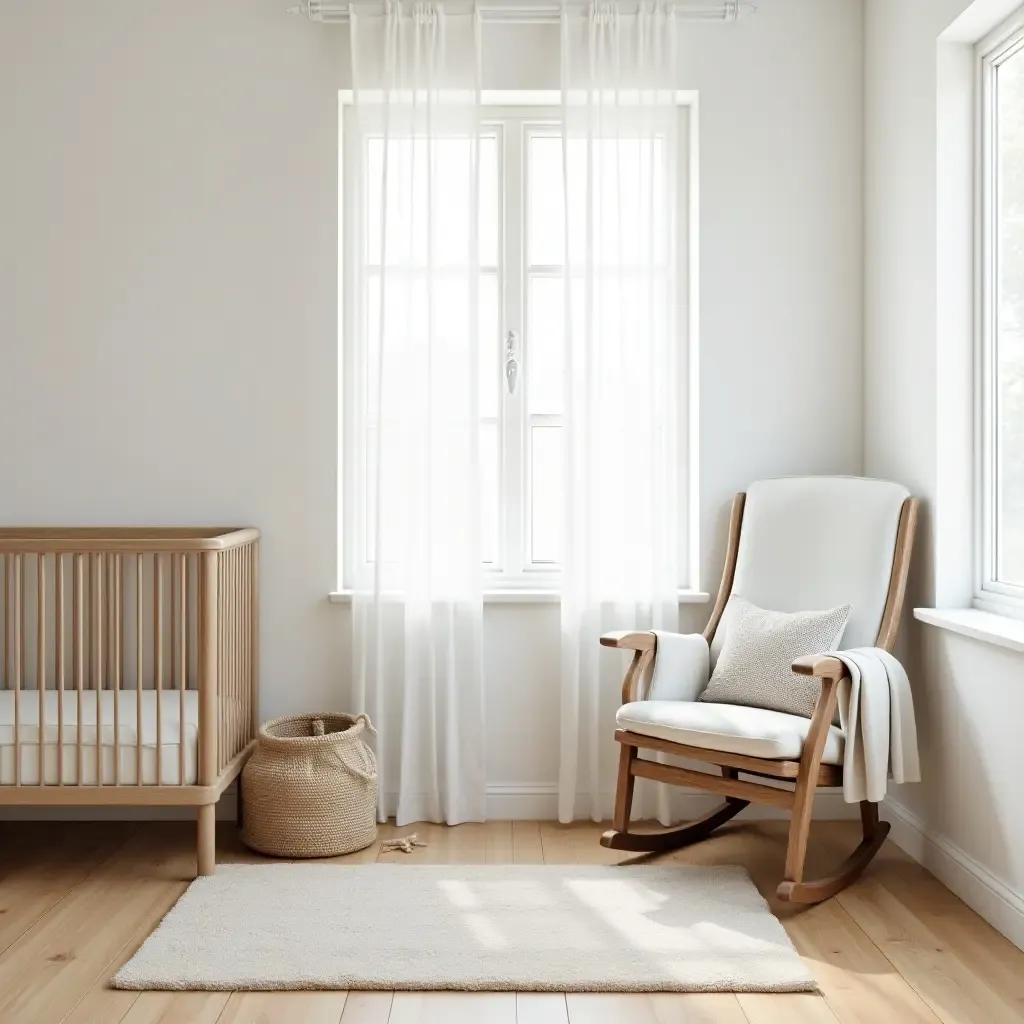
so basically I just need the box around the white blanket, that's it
[829,647,920,803]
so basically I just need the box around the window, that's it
[979,16,1024,612]
[339,101,691,592]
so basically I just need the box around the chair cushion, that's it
[698,596,850,718]
[616,700,845,764]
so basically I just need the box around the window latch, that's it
[504,330,519,395]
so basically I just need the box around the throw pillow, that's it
[698,596,851,719]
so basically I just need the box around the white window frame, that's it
[976,11,1024,619]
[336,90,701,601]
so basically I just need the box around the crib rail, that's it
[0,528,259,797]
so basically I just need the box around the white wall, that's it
[865,0,1024,947]
[0,0,864,817]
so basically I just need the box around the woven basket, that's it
[241,712,378,858]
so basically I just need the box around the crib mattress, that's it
[0,690,200,787]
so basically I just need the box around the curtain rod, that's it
[287,0,755,24]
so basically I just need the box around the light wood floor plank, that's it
[217,991,348,1024]
[539,822,584,865]
[485,819,515,863]
[780,897,942,1023]
[61,987,140,1024]
[565,993,660,1023]
[119,991,231,1024]
[737,993,840,1023]
[866,841,1024,1012]
[438,822,493,863]
[567,992,752,1024]
[0,824,193,1024]
[388,992,516,1024]
[61,889,188,1024]
[649,993,750,1023]
[837,877,1024,1024]
[0,821,136,958]
[339,992,394,1023]
[512,820,544,864]
[516,992,569,1024]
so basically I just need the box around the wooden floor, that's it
[0,819,1022,1024]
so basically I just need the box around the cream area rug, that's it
[113,864,815,993]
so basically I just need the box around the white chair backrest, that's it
[710,476,910,666]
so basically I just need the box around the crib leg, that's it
[197,804,216,876]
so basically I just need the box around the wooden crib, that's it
[0,527,259,875]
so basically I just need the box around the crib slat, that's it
[111,553,120,786]
[228,548,234,768]
[178,553,186,786]
[218,553,224,775]
[38,555,46,787]
[235,548,240,757]
[170,554,176,782]
[224,550,230,767]
[240,547,247,750]
[13,554,21,786]
[240,547,246,752]
[199,551,218,788]
[56,554,64,786]
[236,548,241,755]
[94,553,103,787]
[136,554,143,787]
[251,540,259,741]
[245,543,252,745]
[2,554,7,692]
[155,553,163,787]
[221,552,227,774]
[239,547,245,752]
[55,552,64,782]
[229,548,235,761]
[74,554,83,786]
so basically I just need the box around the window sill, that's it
[328,589,711,606]
[914,607,1024,655]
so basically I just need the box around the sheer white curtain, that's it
[349,1,487,826]
[558,2,682,823]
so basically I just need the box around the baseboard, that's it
[485,784,560,820]
[883,796,1024,952]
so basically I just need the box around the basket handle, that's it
[332,718,378,783]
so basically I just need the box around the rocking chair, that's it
[601,476,918,904]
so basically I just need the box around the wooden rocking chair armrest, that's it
[791,654,848,681]
[600,631,657,652]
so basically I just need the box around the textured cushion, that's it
[617,700,844,764]
[699,596,850,718]
[711,476,909,669]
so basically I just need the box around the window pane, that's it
[531,425,563,563]
[997,49,1024,585]
[480,273,500,419]
[528,276,564,415]
[367,134,499,267]
[479,135,500,268]
[528,134,670,269]
[481,422,499,565]
[572,137,668,267]
[528,136,565,266]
